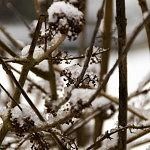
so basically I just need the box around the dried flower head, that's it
[47,1,84,40]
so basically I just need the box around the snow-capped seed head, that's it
[47,1,84,40]
[21,45,44,59]
[11,104,41,126]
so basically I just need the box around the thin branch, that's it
[0,39,18,57]
[87,123,150,150]
[95,0,113,142]
[0,26,23,49]
[100,126,150,149]
[74,0,105,88]
[137,72,150,91]
[0,58,45,121]
[128,88,150,100]
[65,103,115,135]
[2,50,105,64]
[0,83,22,111]
[35,34,66,65]
[28,15,45,57]
[128,138,150,149]
[86,12,150,106]
[9,65,48,95]
[48,57,58,100]
[48,130,69,150]
[62,0,105,105]
[100,91,148,120]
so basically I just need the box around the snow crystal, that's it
[11,104,43,126]
[21,45,44,59]
[48,1,83,23]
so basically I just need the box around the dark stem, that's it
[116,0,127,149]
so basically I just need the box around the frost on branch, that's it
[47,1,84,40]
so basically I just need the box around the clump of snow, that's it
[48,1,83,23]
[61,63,99,88]
[21,45,44,59]
[47,1,84,40]
[11,104,43,126]
[47,101,71,124]
[57,101,71,117]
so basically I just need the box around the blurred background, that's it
[0,0,150,49]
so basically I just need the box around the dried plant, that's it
[0,0,150,150]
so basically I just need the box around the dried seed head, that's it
[48,1,84,40]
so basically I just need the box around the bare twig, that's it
[87,123,150,150]
[100,91,148,120]
[9,65,48,94]
[128,88,150,100]
[128,138,150,149]
[94,0,113,142]
[0,39,18,57]
[35,34,66,64]
[0,83,22,111]
[0,15,44,144]
[74,0,105,88]
[0,58,45,121]
[65,103,115,135]
[49,130,69,150]
[0,26,23,49]
[62,0,105,105]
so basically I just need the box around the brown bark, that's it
[116,0,128,149]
